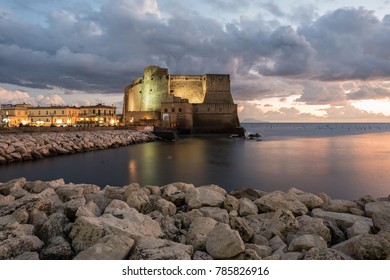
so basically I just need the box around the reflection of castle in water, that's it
[123,66,240,133]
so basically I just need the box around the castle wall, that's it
[141,66,169,111]
[169,75,204,103]
[203,74,233,104]
[193,103,240,132]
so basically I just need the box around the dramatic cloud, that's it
[0,88,34,104]
[0,1,389,121]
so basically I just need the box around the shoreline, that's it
[0,178,389,260]
[0,130,157,165]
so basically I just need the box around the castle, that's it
[122,66,240,133]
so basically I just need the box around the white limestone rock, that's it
[206,223,245,259]
[238,197,258,216]
[254,191,308,216]
[288,234,327,252]
[187,217,218,251]
[129,237,193,260]
[74,235,135,260]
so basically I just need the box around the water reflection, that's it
[1,132,389,200]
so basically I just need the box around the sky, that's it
[0,0,389,122]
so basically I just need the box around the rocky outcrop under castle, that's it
[1,178,390,260]
[0,130,157,164]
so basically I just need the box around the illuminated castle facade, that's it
[123,66,240,132]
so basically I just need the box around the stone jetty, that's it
[0,178,389,260]
[0,130,157,164]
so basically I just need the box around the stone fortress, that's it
[122,66,240,133]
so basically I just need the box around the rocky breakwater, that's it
[1,178,390,260]
[0,130,157,164]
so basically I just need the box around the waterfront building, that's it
[1,104,117,127]
[123,66,240,132]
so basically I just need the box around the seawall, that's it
[0,178,389,260]
[0,130,157,164]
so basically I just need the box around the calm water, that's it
[1,123,390,200]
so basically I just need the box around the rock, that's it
[104,199,131,218]
[76,201,102,218]
[174,209,203,230]
[199,207,229,223]
[354,234,390,260]
[288,188,324,209]
[40,236,73,260]
[365,201,390,218]
[323,219,346,245]
[125,188,152,213]
[154,198,176,216]
[186,185,226,209]
[288,234,327,252]
[162,182,194,206]
[28,209,48,231]
[311,208,373,230]
[0,235,44,260]
[232,249,261,260]
[0,195,14,204]
[254,191,308,216]
[129,237,193,260]
[280,252,303,260]
[69,210,163,253]
[0,177,26,196]
[37,188,64,214]
[230,188,265,201]
[269,209,299,235]
[193,251,213,260]
[14,252,40,260]
[238,198,258,216]
[0,193,50,217]
[269,235,287,256]
[331,235,363,257]
[37,213,70,244]
[297,215,331,242]
[103,186,126,200]
[223,195,239,212]
[303,247,342,260]
[85,193,112,213]
[187,217,218,251]
[230,216,254,243]
[55,185,84,202]
[206,223,245,259]
[245,243,272,258]
[347,220,371,238]
[64,197,86,221]
[372,212,390,231]
[25,179,65,193]
[322,199,358,213]
[74,235,134,260]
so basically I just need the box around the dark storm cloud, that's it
[347,84,390,100]
[0,1,389,98]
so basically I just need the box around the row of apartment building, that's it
[0,103,118,127]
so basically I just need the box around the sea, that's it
[1,123,390,200]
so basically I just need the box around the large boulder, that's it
[186,185,226,209]
[69,210,163,253]
[74,235,135,260]
[354,234,390,260]
[205,223,245,259]
[238,198,258,216]
[311,208,373,230]
[303,247,342,260]
[287,188,324,209]
[37,213,70,244]
[154,198,176,216]
[288,234,327,252]
[254,191,308,216]
[39,236,73,260]
[129,237,193,260]
[321,199,358,213]
[297,215,331,242]
[187,217,218,251]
